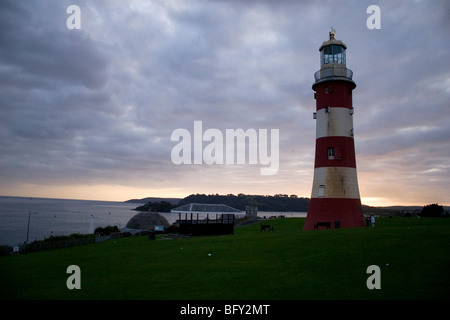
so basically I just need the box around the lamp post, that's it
[26,210,38,244]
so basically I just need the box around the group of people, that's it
[366,215,376,227]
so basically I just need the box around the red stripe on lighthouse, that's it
[314,136,357,168]
[314,81,355,111]
[304,198,365,230]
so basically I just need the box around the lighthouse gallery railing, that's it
[314,67,353,82]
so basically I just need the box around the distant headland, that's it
[124,193,444,216]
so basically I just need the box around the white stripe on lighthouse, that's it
[316,107,354,139]
[311,166,360,199]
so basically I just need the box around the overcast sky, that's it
[0,0,449,206]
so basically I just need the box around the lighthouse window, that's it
[321,45,346,65]
[328,147,335,160]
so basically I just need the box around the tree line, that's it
[420,203,448,217]
[134,193,310,212]
[133,194,447,217]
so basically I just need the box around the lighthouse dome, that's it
[319,28,347,50]
[319,38,347,51]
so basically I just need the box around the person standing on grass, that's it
[370,215,375,227]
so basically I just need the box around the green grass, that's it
[1,217,450,300]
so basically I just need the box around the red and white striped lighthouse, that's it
[303,30,365,230]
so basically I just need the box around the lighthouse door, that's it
[318,185,325,198]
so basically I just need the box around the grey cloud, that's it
[0,0,449,203]
[0,1,109,89]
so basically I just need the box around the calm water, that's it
[0,196,139,246]
[0,196,306,246]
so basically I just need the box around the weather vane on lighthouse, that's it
[303,31,365,230]
[329,27,336,39]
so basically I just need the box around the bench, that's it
[260,224,274,232]
[314,221,331,230]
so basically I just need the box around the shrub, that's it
[94,225,120,236]
[421,203,444,217]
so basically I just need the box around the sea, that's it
[0,196,306,246]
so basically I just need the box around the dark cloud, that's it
[0,0,449,204]
[0,1,109,89]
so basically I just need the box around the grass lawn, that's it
[1,217,450,300]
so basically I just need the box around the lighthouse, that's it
[303,30,365,230]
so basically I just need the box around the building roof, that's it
[171,203,242,214]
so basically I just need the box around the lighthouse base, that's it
[303,198,365,230]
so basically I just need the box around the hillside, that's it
[125,194,448,215]
[177,193,310,212]
[127,193,310,212]
[125,197,181,205]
